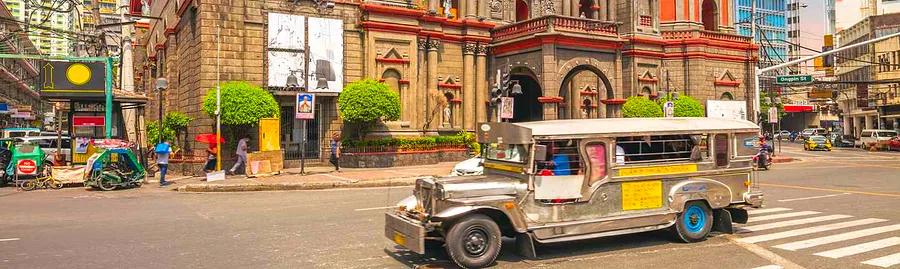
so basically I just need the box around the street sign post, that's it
[775,74,813,85]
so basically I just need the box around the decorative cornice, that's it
[463,42,477,55]
[538,96,564,103]
[474,43,488,55]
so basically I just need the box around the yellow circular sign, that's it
[66,63,92,86]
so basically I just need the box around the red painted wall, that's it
[721,0,729,25]
[660,0,677,21]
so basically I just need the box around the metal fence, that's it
[342,143,468,154]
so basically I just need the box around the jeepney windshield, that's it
[484,143,528,163]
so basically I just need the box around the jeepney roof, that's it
[513,117,759,137]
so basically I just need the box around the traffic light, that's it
[490,86,502,104]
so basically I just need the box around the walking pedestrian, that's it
[204,143,218,174]
[329,132,341,172]
[154,141,172,187]
[228,135,249,175]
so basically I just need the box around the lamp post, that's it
[155,78,168,144]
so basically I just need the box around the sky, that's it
[799,0,826,56]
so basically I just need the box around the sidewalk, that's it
[169,162,456,192]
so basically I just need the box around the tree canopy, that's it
[338,79,401,123]
[202,81,280,125]
[622,96,663,118]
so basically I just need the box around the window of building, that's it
[701,0,719,31]
[579,0,597,19]
[516,0,529,22]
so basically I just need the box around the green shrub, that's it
[338,79,401,138]
[623,96,663,118]
[163,111,192,129]
[343,133,471,152]
[146,120,176,146]
[202,81,279,125]
[659,95,705,117]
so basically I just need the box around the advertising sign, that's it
[706,100,748,120]
[307,17,344,92]
[40,61,107,99]
[73,116,106,126]
[295,93,315,120]
[499,97,514,119]
[267,13,305,88]
[0,103,8,114]
[768,107,778,123]
[664,101,675,118]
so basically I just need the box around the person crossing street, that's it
[154,141,172,187]
[228,135,250,175]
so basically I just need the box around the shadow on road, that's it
[384,229,676,268]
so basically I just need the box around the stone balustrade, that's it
[492,15,619,43]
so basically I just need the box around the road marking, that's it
[751,265,783,269]
[777,193,852,202]
[726,235,806,269]
[862,252,900,268]
[774,224,900,251]
[814,237,900,259]
[749,211,821,222]
[354,205,398,211]
[748,208,793,215]
[737,218,887,244]
[0,238,20,242]
[739,215,853,232]
[760,183,900,198]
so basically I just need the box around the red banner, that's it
[783,104,815,113]
[73,116,105,127]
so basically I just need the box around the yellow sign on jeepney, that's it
[618,163,698,177]
[622,180,663,210]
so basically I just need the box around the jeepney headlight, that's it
[396,195,417,212]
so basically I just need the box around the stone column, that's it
[416,39,428,128]
[427,39,441,129]
[463,42,476,130]
[608,0,616,21]
[475,44,488,124]
[466,0,477,17]
[563,0,571,16]
[865,114,875,130]
[571,0,579,17]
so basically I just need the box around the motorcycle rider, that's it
[755,136,773,169]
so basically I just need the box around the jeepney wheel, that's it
[674,201,713,243]
[97,179,117,191]
[445,214,502,269]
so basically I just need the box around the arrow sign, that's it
[42,63,54,89]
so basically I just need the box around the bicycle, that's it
[17,175,62,191]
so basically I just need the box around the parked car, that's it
[857,129,899,149]
[886,136,900,151]
[774,130,792,140]
[827,133,855,148]
[799,128,827,141]
[449,157,483,176]
[12,136,71,166]
[804,135,832,151]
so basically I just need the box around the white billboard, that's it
[267,13,305,87]
[307,17,343,93]
[706,100,748,121]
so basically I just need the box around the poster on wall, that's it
[75,137,91,154]
[706,100,748,121]
[307,17,344,93]
[267,13,305,87]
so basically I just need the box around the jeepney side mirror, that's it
[534,145,548,162]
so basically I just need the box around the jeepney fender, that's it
[667,178,733,212]
[433,196,529,233]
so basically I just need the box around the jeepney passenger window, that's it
[535,140,582,176]
[735,132,759,157]
[616,135,694,164]
[585,142,607,183]
[714,134,729,167]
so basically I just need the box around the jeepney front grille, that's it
[414,178,435,216]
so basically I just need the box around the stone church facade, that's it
[134,0,757,162]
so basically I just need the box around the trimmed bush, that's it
[623,96,663,118]
[659,95,705,117]
[202,81,280,125]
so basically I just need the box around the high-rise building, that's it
[734,0,788,68]
[3,0,75,56]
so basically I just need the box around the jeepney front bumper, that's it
[743,191,764,208]
[384,212,427,254]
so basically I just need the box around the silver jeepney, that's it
[385,118,764,268]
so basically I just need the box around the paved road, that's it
[0,143,898,268]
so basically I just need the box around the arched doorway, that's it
[510,67,543,122]
[559,65,614,119]
[701,0,718,31]
[516,0,529,22]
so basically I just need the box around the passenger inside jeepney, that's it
[616,135,695,163]
[536,140,582,176]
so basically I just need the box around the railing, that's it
[662,29,753,43]
[343,143,468,154]
[493,15,619,43]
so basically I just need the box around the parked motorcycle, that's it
[789,132,799,142]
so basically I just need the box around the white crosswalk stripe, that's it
[862,252,900,268]
[748,211,821,222]
[747,207,792,215]
[814,237,900,259]
[739,215,853,232]
[773,224,900,251]
[737,218,888,244]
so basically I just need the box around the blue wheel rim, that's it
[683,205,706,233]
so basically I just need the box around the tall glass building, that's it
[734,0,788,68]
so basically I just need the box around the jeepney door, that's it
[532,140,584,200]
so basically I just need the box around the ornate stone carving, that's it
[489,0,503,13]
[462,42,477,54]
[426,39,442,50]
[541,0,556,15]
[418,38,428,50]
[474,43,488,55]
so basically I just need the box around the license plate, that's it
[392,232,406,245]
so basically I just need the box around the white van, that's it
[857,129,899,148]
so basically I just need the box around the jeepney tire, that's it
[445,214,502,269]
[674,201,713,243]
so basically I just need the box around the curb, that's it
[175,177,421,192]
[771,156,796,163]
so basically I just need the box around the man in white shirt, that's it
[229,136,250,175]
[155,141,172,187]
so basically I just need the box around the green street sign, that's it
[775,74,813,85]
